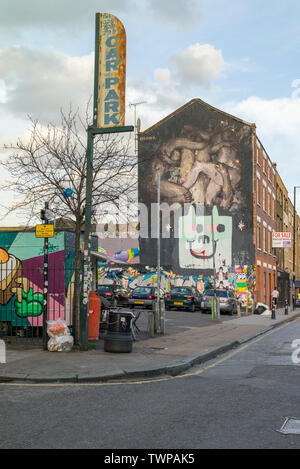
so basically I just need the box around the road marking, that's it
[0,318,298,388]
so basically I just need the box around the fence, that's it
[0,258,78,345]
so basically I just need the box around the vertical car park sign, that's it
[94,13,126,128]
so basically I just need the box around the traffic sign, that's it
[36,224,54,238]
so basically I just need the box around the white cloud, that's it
[223,89,300,194]
[0,46,93,123]
[0,0,135,31]
[170,43,226,89]
[146,0,203,29]
[154,68,172,87]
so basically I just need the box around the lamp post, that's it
[293,186,300,310]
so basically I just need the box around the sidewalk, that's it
[1,307,300,383]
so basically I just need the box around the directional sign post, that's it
[80,13,134,351]
[36,203,54,350]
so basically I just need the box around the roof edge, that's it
[139,98,256,135]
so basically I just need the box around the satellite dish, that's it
[136,118,141,133]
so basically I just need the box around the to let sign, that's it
[272,232,292,248]
[36,224,54,238]
[94,13,126,129]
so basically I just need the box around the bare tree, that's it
[1,107,137,343]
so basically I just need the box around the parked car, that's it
[97,284,129,307]
[128,286,164,309]
[165,286,202,312]
[201,289,238,315]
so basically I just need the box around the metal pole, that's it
[156,171,161,333]
[271,300,276,319]
[42,202,49,351]
[211,208,219,320]
[293,186,296,275]
[81,127,94,351]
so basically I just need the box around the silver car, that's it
[201,289,238,315]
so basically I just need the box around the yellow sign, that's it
[94,13,126,128]
[36,224,54,238]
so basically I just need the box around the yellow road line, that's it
[0,318,298,388]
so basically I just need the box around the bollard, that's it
[271,302,276,319]
[285,299,289,315]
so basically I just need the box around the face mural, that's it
[179,205,232,269]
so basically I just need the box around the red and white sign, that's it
[272,232,292,248]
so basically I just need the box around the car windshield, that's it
[133,287,152,294]
[98,286,112,292]
[205,289,228,297]
[171,288,192,294]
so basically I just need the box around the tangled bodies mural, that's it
[139,100,256,309]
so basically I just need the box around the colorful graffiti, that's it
[98,246,140,264]
[0,232,75,328]
[98,266,211,293]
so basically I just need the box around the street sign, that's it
[94,13,126,129]
[272,232,292,248]
[36,224,54,238]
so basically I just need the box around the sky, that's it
[1,0,300,225]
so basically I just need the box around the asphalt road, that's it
[1,318,300,449]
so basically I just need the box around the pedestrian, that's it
[271,287,279,309]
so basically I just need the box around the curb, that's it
[1,312,300,384]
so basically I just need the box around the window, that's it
[257,178,261,205]
[263,186,267,211]
[257,222,261,249]
[268,166,272,181]
[269,231,272,254]
[263,157,267,174]
[256,145,261,165]
[263,226,268,252]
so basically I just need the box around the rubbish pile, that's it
[47,318,73,352]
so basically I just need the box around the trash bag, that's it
[47,318,69,337]
[47,318,73,352]
[47,335,74,352]
[254,304,267,315]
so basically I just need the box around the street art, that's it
[98,246,140,264]
[138,99,255,310]
[98,266,212,293]
[0,232,74,330]
[141,122,243,211]
[179,205,232,269]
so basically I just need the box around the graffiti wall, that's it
[138,99,256,306]
[0,230,89,330]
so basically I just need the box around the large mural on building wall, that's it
[138,99,256,307]
[0,231,74,331]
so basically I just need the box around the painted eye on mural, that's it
[196,224,203,233]
[217,224,225,233]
